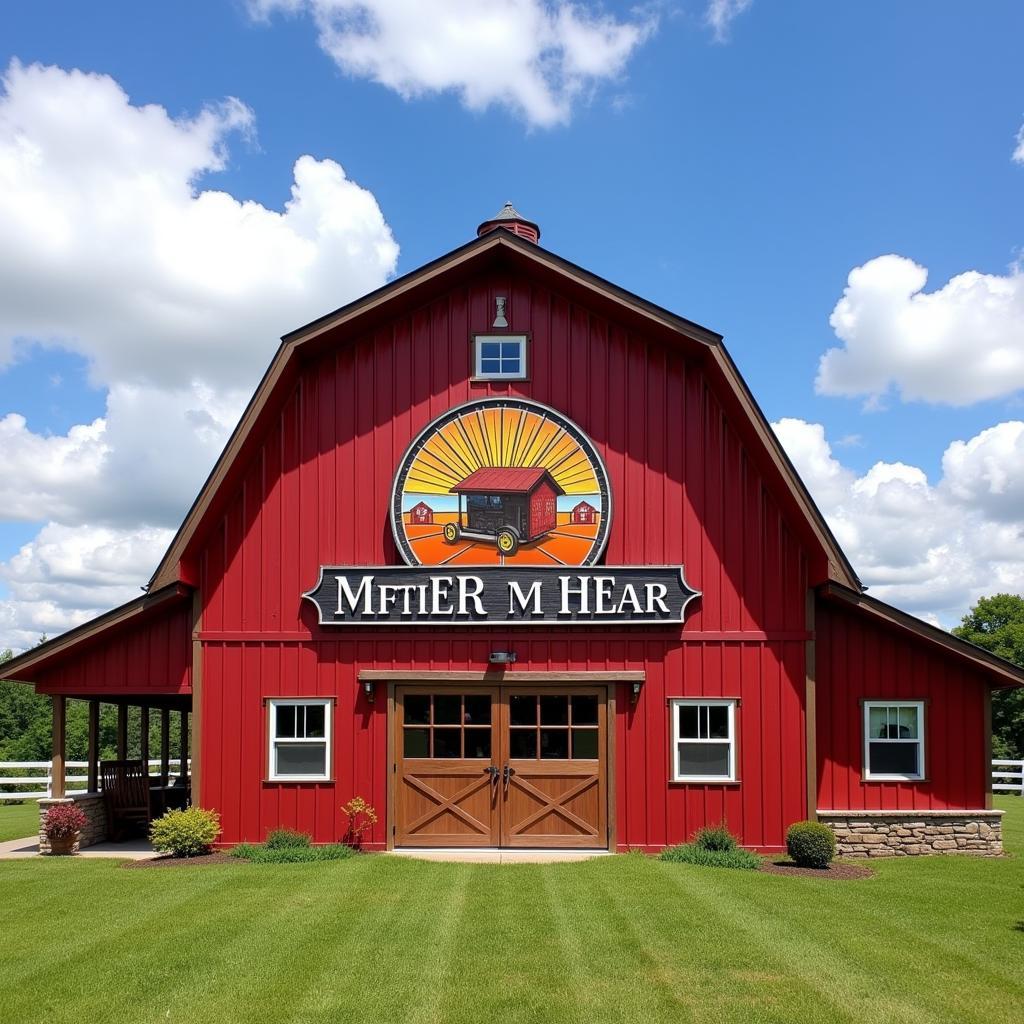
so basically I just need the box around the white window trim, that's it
[670,698,737,783]
[268,698,332,782]
[474,334,527,380]
[863,700,925,782]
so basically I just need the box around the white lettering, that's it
[645,582,669,614]
[459,575,486,616]
[594,576,616,614]
[508,580,543,616]
[559,575,589,615]
[430,576,455,616]
[617,583,643,615]
[336,575,373,616]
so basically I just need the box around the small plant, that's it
[150,807,222,858]
[43,803,88,840]
[786,820,836,869]
[231,843,356,864]
[265,828,311,850]
[341,796,378,848]
[660,842,760,870]
[693,823,738,852]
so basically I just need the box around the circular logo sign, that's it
[391,398,611,567]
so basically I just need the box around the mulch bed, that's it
[759,860,874,880]
[123,852,243,869]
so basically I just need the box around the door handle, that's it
[502,763,514,791]
[484,765,499,788]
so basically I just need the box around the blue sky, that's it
[0,1,1022,647]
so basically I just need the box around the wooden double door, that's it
[394,686,608,849]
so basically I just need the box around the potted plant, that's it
[44,803,88,855]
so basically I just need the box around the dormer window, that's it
[474,334,528,380]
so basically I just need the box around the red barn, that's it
[408,501,433,525]
[4,205,1021,858]
[571,500,597,525]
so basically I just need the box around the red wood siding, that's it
[529,479,557,537]
[195,267,813,851]
[33,603,192,696]
[815,600,989,811]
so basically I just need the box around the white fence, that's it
[0,760,190,800]
[994,759,1024,796]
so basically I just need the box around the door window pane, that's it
[509,730,537,759]
[433,728,462,758]
[540,695,568,725]
[571,695,598,725]
[540,729,569,759]
[433,695,461,724]
[510,695,537,726]
[571,728,598,759]
[464,695,491,725]
[405,695,430,725]
[403,729,430,758]
[464,730,491,759]
[678,742,730,778]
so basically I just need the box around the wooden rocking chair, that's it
[100,760,151,841]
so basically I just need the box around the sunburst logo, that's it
[391,398,611,566]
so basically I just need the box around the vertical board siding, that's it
[815,601,989,811]
[194,267,817,850]
[34,602,192,696]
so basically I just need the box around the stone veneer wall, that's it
[817,809,1003,857]
[37,794,108,854]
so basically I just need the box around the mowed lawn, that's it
[0,800,38,842]
[1,803,1023,1024]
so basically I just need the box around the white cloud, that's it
[816,254,1024,407]
[705,0,752,42]
[1014,119,1024,164]
[773,417,1024,625]
[0,60,399,651]
[249,1,656,128]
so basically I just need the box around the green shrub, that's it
[231,842,356,864]
[659,843,760,870]
[693,824,738,852]
[150,807,221,858]
[265,828,311,850]
[786,820,836,868]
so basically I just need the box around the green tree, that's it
[952,593,1024,759]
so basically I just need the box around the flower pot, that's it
[47,832,79,856]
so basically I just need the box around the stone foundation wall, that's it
[817,809,1003,857]
[38,794,108,853]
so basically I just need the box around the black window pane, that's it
[540,729,569,760]
[540,695,568,726]
[403,729,429,758]
[275,743,327,777]
[509,730,537,758]
[510,695,537,726]
[707,705,729,740]
[405,695,430,725]
[464,695,491,725]
[433,728,462,758]
[305,704,326,739]
[869,742,919,776]
[572,728,598,759]
[571,695,598,725]
[464,730,491,759]
[678,704,699,739]
[678,743,730,777]
[433,695,460,724]
[276,705,296,739]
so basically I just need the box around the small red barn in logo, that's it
[571,500,597,525]
[409,501,433,525]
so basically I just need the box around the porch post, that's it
[178,709,189,787]
[160,708,170,785]
[140,706,150,778]
[87,700,100,792]
[51,695,66,799]
[116,704,128,759]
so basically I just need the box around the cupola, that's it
[476,202,541,244]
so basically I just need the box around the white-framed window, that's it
[268,699,332,781]
[670,699,737,782]
[474,334,527,379]
[863,701,924,781]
